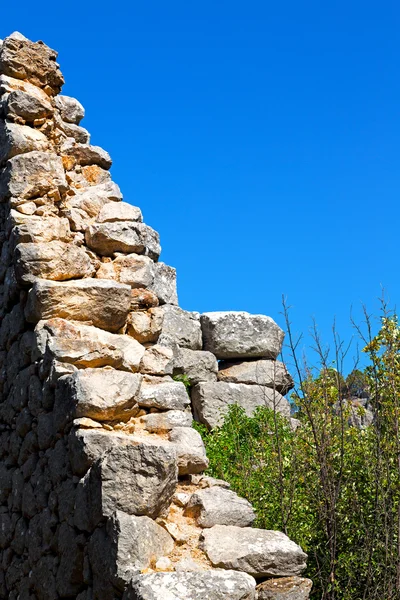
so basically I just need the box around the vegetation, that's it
[194,304,400,599]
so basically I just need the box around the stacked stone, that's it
[0,32,311,600]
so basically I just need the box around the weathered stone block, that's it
[201,311,285,360]
[192,381,290,429]
[200,526,307,578]
[140,344,174,375]
[0,121,49,164]
[256,576,313,600]
[150,262,178,305]
[14,241,95,283]
[0,35,64,93]
[55,368,142,422]
[141,409,192,432]
[127,307,163,344]
[35,318,145,371]
[218,359,294,393]
[0,151,67,200]
[173,347,218,384]
[96,201,142,223]
[25,278,131,332]
[89,511,174,593]
[6,88,53,121]
[123,571,257,600]
[139,375,190,410]
[185,486,256,528]
[158,305,202,350]
[169,426,209,475]
[62,141,112,170]
[54,94,84,124]
[69,428,137,476]
[86,221,161,260]
[89,442,178,520]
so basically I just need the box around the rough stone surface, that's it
[139,376,191,410]
[90,511,174,592]
[6,88,53,121]
[35,318,145,371]
[96,253,154,288]
[0,35,64,93]
[201,312,285,360]
[0,151,67,200]
[173,347,218,384]
[54,94,84,124]
[123,571,257,600]
[169,426,209,475]
[56,368,142,421]
[158,305,202,350]
[256,577,313,600]
[150,262,178,305]
[140,344,174,375]
[200,526,307,578]
[192,381,290,429]
[142,409,192,432]
[127,307,163,344]
[14,240,95,283]
[96,201,142,223]
[185,486,256,528]
[62,141,112,170]
[25,278,131,332]
[0,120,49,164]
[90,443,178,520]
[69,428,137,476]
[218,359,294,393]
[86,221,161,260]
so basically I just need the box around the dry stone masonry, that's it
[0,32,312,599]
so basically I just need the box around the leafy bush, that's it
[195,312,400,600]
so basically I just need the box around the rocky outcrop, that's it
[0,32,308,600]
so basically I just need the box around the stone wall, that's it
[0,32,312,600]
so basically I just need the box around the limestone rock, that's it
[140,345,174,376]
[86,221,161,260]
[6,88,53,121]
[218,359,294,393]
[256,577,313,600]
[97,201,142,223]
[58,120,90,144]
[68,428,137,476]
[201,312,285,360]
[54,95,84,124]
[192,381,290,429]
[25,278,131,332]
[14,241,95,283]
[185,487,255,528]
[0,35,64,93]
[169,427,209,475]
[96,253,154,289]
[173,347,218,385]
[62,142,112,170]
[123,571,257,600]
[10,214,72,246]
[127,308,163,344]
[130,288,159,310]
[36,318,145,372]
[150,262,178,305]
[142,410,192,432]
[139,376,190,411]
[66,181,122,220]
[56,368,142,421]
[200,526,307,578]
[90,511,174,592]
[90,442,178,520]
[0,121,49,164]
[0,151,67,200]
[158,305,202,350]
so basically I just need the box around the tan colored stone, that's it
[130,288,159,311]
[35,318,145,372]
[97,201,142,223]
[14,241,95,284]
[56,368,142,422]
[25,278,131,332]
[0,36,64,93]
[140,345,174,376]
[0,121,49,164]
[127,307,163,344]
[256,576,312,599]
[218,359,294,394]
[0,74,53,108]
[9,214,72,245]
[96,253,155,288]
[86,221,161,260]
[0,151,67,200]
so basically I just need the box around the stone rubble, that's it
[0,32,310,600]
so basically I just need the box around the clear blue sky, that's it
[2,1,400,370]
